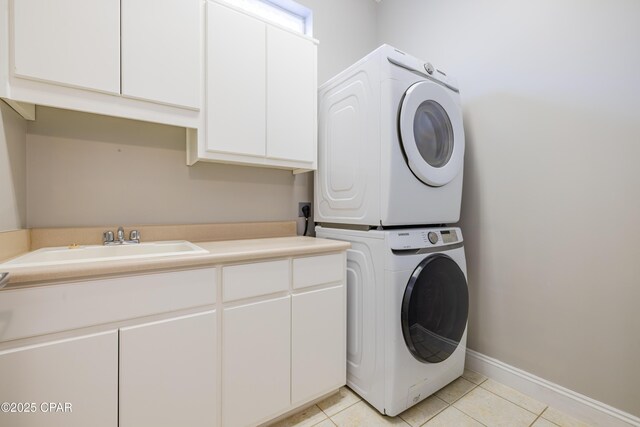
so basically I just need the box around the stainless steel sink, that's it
[0,241,208,268]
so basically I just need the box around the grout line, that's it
[407,395,451,426]
[453,387,538,427]
[529,412,544,427]
[478,383,547,416]
[310,410,333,427]
[462,371,489,386]
[453,406,489,427]
[539,410,562,427]
[529,408,560,427]
[412,400,450,427]
[446,384,493,427]
[318,388,361,418]
[324,398,361,418]
[284,377,574,427]
[313,404,327,423]
[447,406,490,427]
[432,395,449,406]
[445,381,479,405]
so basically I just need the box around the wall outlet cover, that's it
[298,202,311,217]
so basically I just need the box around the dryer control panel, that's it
[388,228,461,250]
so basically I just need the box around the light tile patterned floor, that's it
[269,370,593,427]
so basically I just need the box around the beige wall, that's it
[377,0,640,416]
[25,0,379,234]
[26,107,311,228]
[0,101,27,231]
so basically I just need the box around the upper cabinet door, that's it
[121,0,201,109]
[12,0,120,94]
[266,26,317,163]
[207,2,266,156]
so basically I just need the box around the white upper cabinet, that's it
[121,0,201,109]
[267,26,317,163]
[12,0,120,94]
[189,0,318,172]
[3,0,201,129]
[206,1,266,156]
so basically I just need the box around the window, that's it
[222,0,313,36]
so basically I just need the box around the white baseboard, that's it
[465,349,639,427]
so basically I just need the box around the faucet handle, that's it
[117,226,125,241]
[129,230,140,242]
[103,231,114,244]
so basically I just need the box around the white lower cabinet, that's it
[221,253,346,426]
[0,330,118,427]
[223,296,291,427]
[0,252,346,427]
[292,285,346,404]
[119,311,217,427]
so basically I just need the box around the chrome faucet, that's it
[103,227,141,245]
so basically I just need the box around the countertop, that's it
[0,236,350,289]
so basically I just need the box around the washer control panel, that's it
[388,228,461,250]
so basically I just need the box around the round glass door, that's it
[399,81,465,187]
[401,254,468,363]
[413,101,454,168]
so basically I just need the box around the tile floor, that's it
[270,370,592,427]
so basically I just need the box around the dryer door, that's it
[399,81,465,187]
[401,253,468,363]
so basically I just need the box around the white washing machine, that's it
[316,225,468,416]
[315,45,465,227]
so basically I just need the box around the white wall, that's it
[25,0,379,232]
[0,101,27,231]
[378,0,640,416]
[302,0,378,84]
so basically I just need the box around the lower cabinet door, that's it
[119,311,217,427]
[292,285,346,404]
[222,296,291,426]
[0,330,118,427]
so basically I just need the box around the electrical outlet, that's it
[298,202,311,218]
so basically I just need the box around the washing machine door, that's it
[399,80,465,187]
[401,253,468,363]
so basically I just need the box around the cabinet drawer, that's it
[293,253,344,289]
[223,259,289,302]
[0,268,217,343]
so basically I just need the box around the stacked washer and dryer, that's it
[315,45,469,416]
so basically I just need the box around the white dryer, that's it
[316,45,465,227]
[316,225,468,416]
